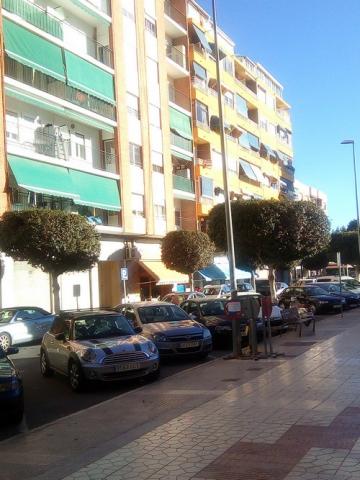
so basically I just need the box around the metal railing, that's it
[3,0,113,67]
[166,45,187,69]
[170,131,192,152]
[164,0,186,29]
[191,76,207,92]
[168,85,191,111]
[5,56,116,120]
[173,175,194,193]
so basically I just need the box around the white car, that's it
[203,284,231,297]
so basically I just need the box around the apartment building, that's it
[294,179,327,212]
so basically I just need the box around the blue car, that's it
[0,346,24,423]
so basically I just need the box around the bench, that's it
[281,306,316,337]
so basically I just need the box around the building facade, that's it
[294,179,327,212]
[0,0,296,310]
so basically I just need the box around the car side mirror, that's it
[189,313,199,320]
[54,332,65,341]
[6,347,19,355]
[134,326,143,334]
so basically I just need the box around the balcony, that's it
[6,123,117,174]
[170,131,192,153]
[78,0,111,17]
[5,56,116,121]
[173,175,194,194]
[168,85,191,112]
[166,45,188,78]
[164,0,187,38]
[3,0,113,68]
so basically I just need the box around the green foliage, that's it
[347,219,358,231]
[302,250,330,270]
[208,200,330,270]
[161,230,215,275]
[0,210,101,275]
[330,231,359,265]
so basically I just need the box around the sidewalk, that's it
[2,310,360,480]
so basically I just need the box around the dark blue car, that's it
[0,346,24,424]
[278,286,346,314]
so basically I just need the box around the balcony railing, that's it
[3,0,113,67]
[168,85,191,111]
[5,56,116,120]
[6,123,117,173]
[164,1,186,29]
[170,131,192,152]
[166,45,187,69]
[173,175,194,193]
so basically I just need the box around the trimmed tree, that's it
[0,210,101,313]
[302,250,330,272]
[161,230,215,289]
[208,200,330,300]
[330,231,360,278]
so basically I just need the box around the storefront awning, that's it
[139,260,188,286]
[8,155,78,200]
[64,51,115,104]
[3,19,65,81]
[196,264,226,282]
[69,170,121,211]
[192,25,212,53]
[169,107,193,140]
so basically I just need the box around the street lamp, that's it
[341,140,360,261]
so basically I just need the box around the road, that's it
[0,342,228,442]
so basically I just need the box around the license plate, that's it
[180,341,199,348]
[114,362,141,372]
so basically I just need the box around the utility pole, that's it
[211,0,240,356]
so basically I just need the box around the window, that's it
[257,85,266,103]
[149,104,161,127]
[126,93,140,118]
[153,164,164,173]
[195,100,209,126]
[6,111,19,140]
[259,116,268,131]
[129,143,143,167]
[145,17,157,37]
[268,122,276,136]
[236,95,248,117]
[175,210,181,227]
[222,57,233,75]
[131,193,144,217]
[224,91,234,108]
[152,150,163,167]
[228,157,237,173]
[74,133,86,160]
[154,205,165,219]
[146,57,159,84]
[201,176,213,198]
[266,95,275,110]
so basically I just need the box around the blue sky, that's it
[198,0,360,230]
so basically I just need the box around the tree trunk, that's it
[355,265,360,281]
[251,271,256,290]
[189,273,194,291]
[268,266,277,302]
[51,272,61,314]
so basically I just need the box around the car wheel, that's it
[0,332,11,351]
[10,406,24,425]
[40,349,54,377]
[147,366,161,382]
[309,304,317,315]
[197,351,209,360]
[68,360,85,392]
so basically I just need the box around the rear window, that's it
[199,300,226,316]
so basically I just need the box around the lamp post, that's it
[341,140,360,266]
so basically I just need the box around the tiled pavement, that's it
[59,316,360,480]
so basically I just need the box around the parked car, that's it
[237,282,255,293]
[0,346,24,424]
[40,310,160,391]
[203,284,231,297]
[310,283,360,308]
[292,278,318,286]
[255,280,289,296]
[161,292,206,304]
[180,295,262,345]
[278,286,346,314]
[115,302,212,358]
[0,307,55,350]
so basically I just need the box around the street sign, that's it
[337,251,341,268]
[121,267,128,281]
[227,301,241,313]
[73,284,80,297]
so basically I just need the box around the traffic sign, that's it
[120,267,128,281]
[226,301,241,313]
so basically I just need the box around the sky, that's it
[198,0,360,230]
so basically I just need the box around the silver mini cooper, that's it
[40,310,160,391]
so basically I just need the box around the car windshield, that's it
[305,287,329,296]
[199,300,226,316]
[74,315,134,340]
[344,279,360,288]
[0,309,16,324]
[138,305,189,324]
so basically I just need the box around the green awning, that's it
[64,51,115,104]
[72,0,111,23]
[3,18,65,81]
[69,170,121,211]
[5,86,66,115]
[192,25,212,53]
[169,107,193,140]
[171,149,193,162]
[8,155,78,200]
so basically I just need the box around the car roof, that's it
[59,309,119,319]
[117,301,174,308]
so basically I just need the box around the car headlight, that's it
[341,299,346,304]
[146,341,158,354]
[0,378,20,392]
[80,349,98,363]
[153,333,168,342]
[203,328,212,340]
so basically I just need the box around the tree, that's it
[330,231,360,277]
[0,210,101,313]
[347,219,358,231]
[161,230,215,288]
[302,250,330,271]
[208,200,330,300]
